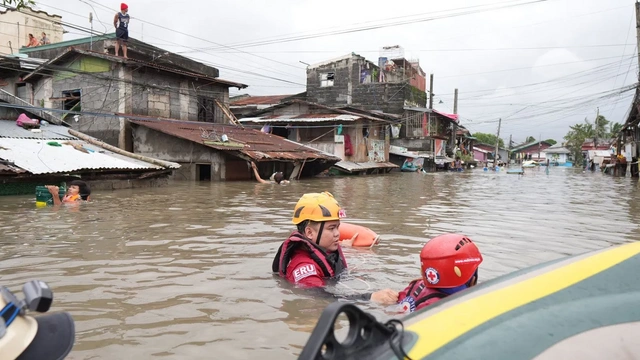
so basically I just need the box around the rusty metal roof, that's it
[231,95,294,106]
[22,48,248,89]
[0,163,26,174]
[129,118,341,163]
[240,113,361,123]
[241,99,393,123]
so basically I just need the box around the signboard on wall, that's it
[368,139,386,162]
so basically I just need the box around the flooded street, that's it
[1,168,639,359]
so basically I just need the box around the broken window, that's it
[320,72,335,87]
[197,96,216,123]
[62,89,81,111]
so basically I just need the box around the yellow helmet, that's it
[292,191,346,224]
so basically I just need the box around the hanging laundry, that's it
[337,124,343,135]
[344,134,353,156]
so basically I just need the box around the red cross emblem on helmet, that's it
[424,267,440,285]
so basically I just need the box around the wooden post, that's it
[494,118,501,167]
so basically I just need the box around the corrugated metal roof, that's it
[239,114,361,123]
[333,161,398,173]
[129,119,341,163]
[231,95,294,106]
[0,163,26,174]
[0,120,76,140]
[0,138,164,175]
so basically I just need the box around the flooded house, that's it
[543,143,573,166]
[473,143,509,165]
[510,140,554,163]
[129,117,340,181]
[16,33,248,150]
[391,107,460,171]
[237,99,397,174]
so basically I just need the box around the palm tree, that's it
[609,122,624,138]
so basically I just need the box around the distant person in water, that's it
[46,180,91,205]
[250,162,290,184]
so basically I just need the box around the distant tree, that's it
[609,122,623,138]
[594,115,609,139]
[525,136,536,143]
[473,132,504,148]
[564,120,595,167]
[544,139,557,145]
[2,0,35,9]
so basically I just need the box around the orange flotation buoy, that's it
[339,222,381,248]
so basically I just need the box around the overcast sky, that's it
[31,0,639,143]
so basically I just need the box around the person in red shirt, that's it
[272,191,397,304]
[397,234,483,313]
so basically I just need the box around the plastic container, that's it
[35,184,66,207]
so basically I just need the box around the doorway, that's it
[196,164,211,181]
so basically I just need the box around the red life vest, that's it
[399,279,448,313]
[272,231,347,279]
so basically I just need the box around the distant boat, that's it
[522,160,539,168]
[507,168,524,175]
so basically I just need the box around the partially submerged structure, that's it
[0,119,179,195]
[130,117,340,181]
[238,100,397,174]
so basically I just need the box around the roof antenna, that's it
[89,12,93,50]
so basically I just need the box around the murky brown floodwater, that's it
[1,168,640,359]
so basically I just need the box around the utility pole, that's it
[453,88,458,114]
[429,74,434,109]
[595,107,599,148]
[509,134,513,163]
[636,1,640,79]
[538,132,541,160]
[450,88,459,157]
[495,118,501,168]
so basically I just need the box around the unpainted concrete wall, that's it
[132,125,227,181]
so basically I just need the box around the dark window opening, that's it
[272,126,289,138]
[197,164,212,181]
[198,96,216,123]
[15,83,27,102]
[320,72,335,87]
[62,89,81,111]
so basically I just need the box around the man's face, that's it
[305,220,341,252]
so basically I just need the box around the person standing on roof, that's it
[114,3,130,59]
[272,191,398,304]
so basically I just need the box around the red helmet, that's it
[420,234,483,288]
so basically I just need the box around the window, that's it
[15,83,27,102]
[62,89,81,111]
[196,164,212,181]
[197,96,216,123]
[320,72,335,87]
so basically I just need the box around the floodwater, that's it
[1,167,639,359]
